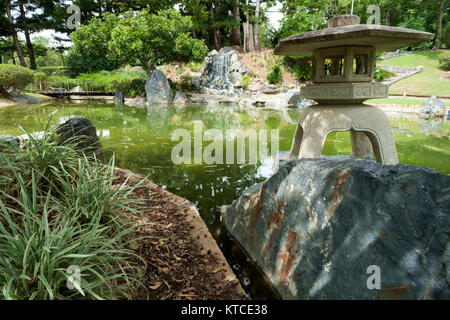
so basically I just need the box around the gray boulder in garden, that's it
[145,70,173,104]
[190,72,202,91]
[420,96,446,118]
[221,159,450,300]
[173,91,187,105]
[0,134,20,147]
[56,118,104,161]
[262,85,281,94]
[284,89,316,108]
[114,91,125,103]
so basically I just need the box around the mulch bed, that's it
[113,168,247,300]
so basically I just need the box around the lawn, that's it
[367,97,450,107]
[381,50,450,97]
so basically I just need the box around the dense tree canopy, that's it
[108,9,208,72]
[0,0,448,71]
[68,9,209,74]
[278,0,449,46]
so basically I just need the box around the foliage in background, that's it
[438,52,450,71]
[47,70,147,97]
[374,67,395,81]
[179,75,194,91]
[0,64,34,98]
[279,0,448,49]
[67,13,121,74]
[0,123,146,300]
[284,57,312,82]
[242,75,251,88]
[258,22,284,49]
[69,9,208,74]
[444,23,450,49]
[267,65,283,84]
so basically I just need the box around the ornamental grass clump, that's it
[0,124,146,300]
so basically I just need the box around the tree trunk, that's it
[244,0,250,52]
[254,0,260,51]
[233,1,241,46]
[0,85,11,99]
[5,1,27,68]
[386,10,391,26]
[211,5,222,49]
[433,0,445,49]
[19,3,37,70]
[248,23,255,52]
[12,52,16,65]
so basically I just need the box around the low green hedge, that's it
[0,64,35,97]
[374,67,395,81]
[267,65,283,85]
[48,71,147,97]
[439,52,450,71]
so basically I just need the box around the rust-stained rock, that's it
[221,159,450,300]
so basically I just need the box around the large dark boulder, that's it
[221,159,450,300]
[56,118,103,161]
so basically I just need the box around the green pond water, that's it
[1,101,449,299]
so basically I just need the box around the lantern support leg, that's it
[289,105,399,165]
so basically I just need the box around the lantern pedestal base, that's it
[290,104,399,165]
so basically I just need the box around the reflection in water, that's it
[0,101,449,299]
[419,115,445,136]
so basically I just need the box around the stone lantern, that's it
[275,15,434,164]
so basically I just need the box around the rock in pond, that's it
[284,89,316,108]
[420,96,446,118]
[262,85,281,95]
[0,134,20,147]
[56,118,104,161]
[145,69,173,104]
[114,91,125,103]
[173,91,187,105]
[221,159,450,300]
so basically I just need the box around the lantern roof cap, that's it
[274,24,435,57]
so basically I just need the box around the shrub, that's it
[0,64,34,98]
[374,67,395,81]
[186,61,203,73]
[48,71,147,97]
[0,123,146,300]
[33,72,47,82]
[267,65,283,85]
[438,52,450,71]
[66,47,120,75]
[293,61,312,81]
[242,75,251,88]
[405,41,433,52]
[33,72,48,92]
[180,75,194,91]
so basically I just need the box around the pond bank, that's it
[114,168,247,300]
[0,94,54,108]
